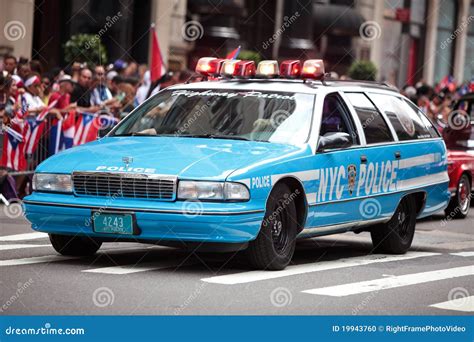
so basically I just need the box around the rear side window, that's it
[368,93,438,140]
[344,92,394,144]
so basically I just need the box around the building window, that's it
[434,0,457,83]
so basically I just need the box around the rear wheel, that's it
[49,234,102,256]
[445,174,471,219]
[370,196,416,254]
[246,183,298,270]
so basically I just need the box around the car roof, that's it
[168,78,400,95]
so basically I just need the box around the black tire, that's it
[370,196,416,254]
[445,174,471,219]
[246,183,298,270]
[49,234,102,256]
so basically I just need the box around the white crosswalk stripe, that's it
[302,266,474,297]
[201,252,440,285]
[83,259,194,275]
[0,255,77,267]
[0,244,49,251]
[0,232,48,241]
[430,296,474,312]
[450,251,474,257]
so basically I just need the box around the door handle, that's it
[360,155,367,163]
[394,151,401,159]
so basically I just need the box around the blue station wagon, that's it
[24,59,450,270]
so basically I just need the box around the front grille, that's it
[72,172,176,200]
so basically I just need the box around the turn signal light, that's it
[234,60,256,78]
[301,59,325,80]
[280,60,301,78]
[256,60,279,78]
[195,57,224,76]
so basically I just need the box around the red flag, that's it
[1,121,26,171]
[150,25,166,82]
[226,46,241,60]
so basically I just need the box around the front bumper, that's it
[23,193,265,244]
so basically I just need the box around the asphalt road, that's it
[0,205,473,315]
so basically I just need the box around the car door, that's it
[305,92,366,231]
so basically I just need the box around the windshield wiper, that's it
[177,134,251,141]
[112,132,157,137]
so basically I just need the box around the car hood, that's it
[37,136,307,180]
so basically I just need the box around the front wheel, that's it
[370,196,416,254]
[49,234,102,256]
[246,183,298,270]
[445,174,471,219]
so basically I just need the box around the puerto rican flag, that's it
[15,95,28,119]
[226,46,241,60]
[74,112,100,146]
[1,122,26,171]
[24,100,58,155]
[48,110,76,156]
[436,75,456,93]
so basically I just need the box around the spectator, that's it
[30,60,43,75]
[17,61,31,81]
[3,55,17,75]
[90,65,112,106]
[49,75,76,114]
[23,74,45,114]
[41,74,53,104]
[70,68,97,112]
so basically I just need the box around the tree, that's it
[236,50,262,65]
[348,60,377,81]
[64,34,107,67]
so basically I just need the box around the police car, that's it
[24,58,450,270]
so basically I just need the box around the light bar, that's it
[280,60,301,78]
[256,60,279,78]
[220,60,241,77]
[195,57,224,77]
[234,60,256,78]
[301,59,325,80]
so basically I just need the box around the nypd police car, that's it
[23,58,450,270]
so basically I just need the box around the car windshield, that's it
[110,89,315,145]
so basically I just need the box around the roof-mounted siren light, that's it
[234,60,256,78]
[195,57,225,77]
[280,60,301,78]
[301,59,325,80]
[256,60,279,78]
[220,60,241,78]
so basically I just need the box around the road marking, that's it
[0,232,48,242]
[0,255,76,267]
[0,244,49,251]
[430,296,474,312]
[302,265,474,297]
[450,251,474,257]
[201,252,440,285]
[83,259,195,275]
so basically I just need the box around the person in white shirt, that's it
[23,75,45,114]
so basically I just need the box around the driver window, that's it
[320,94,358,145]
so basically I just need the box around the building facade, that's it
[0,0,472,87]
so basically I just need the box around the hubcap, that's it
[270,200,289,254]
[395,200,411,240]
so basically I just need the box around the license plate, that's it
[93,212,135,235]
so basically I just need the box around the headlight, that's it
[178,181,249,201]
[33,173,73,193]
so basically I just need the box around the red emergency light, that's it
[280,60,301,78]
[234,60,256,78]
[195,57,225,76]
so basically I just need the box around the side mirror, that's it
[317,132,352,152]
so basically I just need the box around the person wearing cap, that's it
[48,75,77,118]
[23,74,45,114]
